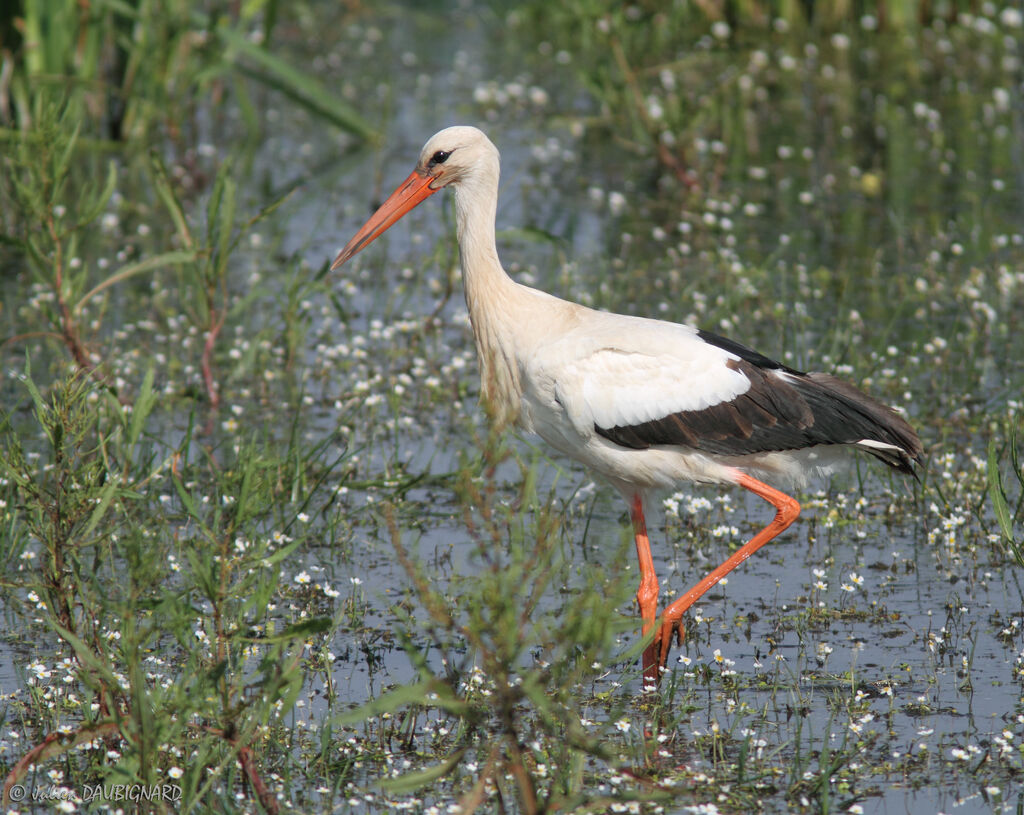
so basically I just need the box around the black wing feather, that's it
[696,329,797,373]
[595,355,923,474]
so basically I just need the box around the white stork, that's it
[332,126,923,685]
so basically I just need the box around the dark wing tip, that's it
[804,372,924,474]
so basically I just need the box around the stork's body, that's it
[333,126,923,685]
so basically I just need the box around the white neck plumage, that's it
[452,162,527,428]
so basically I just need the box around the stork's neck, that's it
[452,172,523,427]
[453,176,506,293]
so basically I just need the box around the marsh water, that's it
[279,8,1024,813]
[3,2,1024,813]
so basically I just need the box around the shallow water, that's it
[296,6,1024,813]
[3,2,1024,812]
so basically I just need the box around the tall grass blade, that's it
[987,436,1023,567]
[74,251,199,312]
[81,479,120,539]
[127,366,157,449]
[148,152,194,247]
[216,26,377,142]
[76,160,118,227]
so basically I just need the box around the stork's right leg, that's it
[630,494,660,686]
[655,472,800,668]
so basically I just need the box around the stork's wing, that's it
[536,321,922,470]
[532,320,759,444]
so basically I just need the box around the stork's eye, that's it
[428,150,451,168]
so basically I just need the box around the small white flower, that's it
[29,662,50,679]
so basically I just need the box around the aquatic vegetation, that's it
[0,1,1022,813]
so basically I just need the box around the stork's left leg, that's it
[655,472,800,668]
[629,494,661,686]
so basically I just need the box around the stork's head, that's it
[331,126,498,269]
[414,126,498,189]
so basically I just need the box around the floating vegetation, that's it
[0,1,1022,813]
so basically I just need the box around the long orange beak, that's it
[331,169,440,270]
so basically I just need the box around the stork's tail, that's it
[803,372,924,475]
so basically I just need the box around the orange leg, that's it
[629,494,661,686]
[656,472,801,669]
